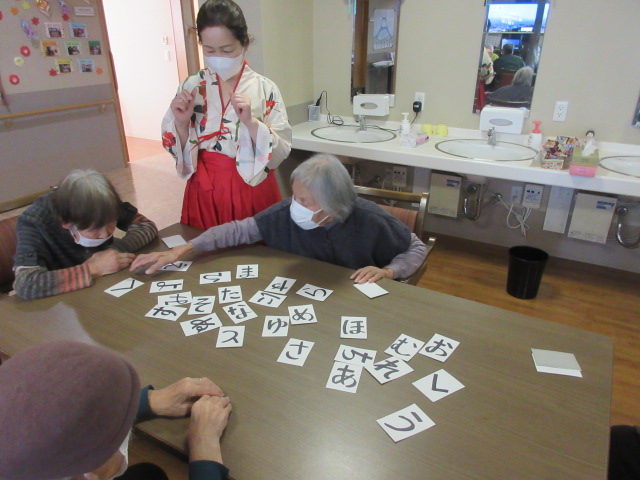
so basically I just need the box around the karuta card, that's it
[296,283,333,301]
[334,345,377,367]
[222,301,257,324]
[145,305,187,322]
[419,334,460,362]
[249,290,286,308]
[188,296,215,315]
[160,260,192,272]
[340,316,367,339]
[277,338,314,366]
[264,276,296,295]
[384,334,425,361]
[326,361,363,394]
[217,285,243,304]
[531,349,582,377]
[105,278,144,297]
[354,282,388,298]
[180,313,222,337]
[377,404,435,442]
[162,235,187,248]
[200,271,232,284]
[366,356,414,384]
[149,279,184,293]
[236,264,259,279]
[262,316,290,337]
[216,326,245,348]
[413,369,465,402]
[158,291,192,306]
[288,304,318,325]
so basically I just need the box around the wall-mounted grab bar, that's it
[615,206,640,248]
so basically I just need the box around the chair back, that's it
[496,69,517,89]
[0,216,19,293]
[486,98,531,109]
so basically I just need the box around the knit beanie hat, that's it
[0,341,140,480]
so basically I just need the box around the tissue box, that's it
[569,147,599,177]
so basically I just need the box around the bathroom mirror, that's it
[473,0,550,113]
[350,0,401,100]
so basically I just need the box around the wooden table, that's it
[0,224,613,480]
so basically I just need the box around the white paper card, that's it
[296,283,333,301]
[105,278,144,297]
[160,261,192,272]
[180,313,222,336]
[200,271,232,284]
[145,305,187,321]
[162,235,187,248]
[288,304,318,325]
[158,291,192,306]
[340,316,367,339]
[217,285,243,304]
[377,404,435,442]
[249,290,286,308]
[413,369,465,402]
[216,326,245,348]
[262,316,290,337]
[366,356,414,384]
[265,276,296,294]
[326,362,363,393]
[385,334,425,361]
[567,193,617,244]
[188,296,215,315]
[277,338,315,366]
[222,301,257,324]
[354,282,388,298]
[150,280,184,293]
[334,345,377,367]
[531,349,582,377]
[236,264,259,279]
[420,334,460,362]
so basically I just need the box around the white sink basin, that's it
[599,156,640,178]
[436,139,537,165]
[311,125,396,143]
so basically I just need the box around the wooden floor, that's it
[82,138,640,476]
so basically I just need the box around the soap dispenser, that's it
[527,121,542,150]
[400,112,411,136]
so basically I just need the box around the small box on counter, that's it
[541,136,577,170]
[569,147,599,177]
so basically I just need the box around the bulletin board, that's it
[0,0,110,104]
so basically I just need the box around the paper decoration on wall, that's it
[42,40,59,56]
[21,1,31,11]
[9,75,20,85]
[77,58,93,73]
[59,0,71,16]
[11,7,19,16]
[14,57,24,67]
[88,40,101,55]
[48,68,57,76]
[372,9,395,50]
[74,6,94,16]
[55,58,71,73]
[36,0,51,17]
[70,22,87,38]
[64,40,80,55]
[31,17,39,26]
[0,11,4,22]
[20,45,31,56]
[96,67,103,75]
[44,22,63,38]
[22,19,41,47]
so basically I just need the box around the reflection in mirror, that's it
[474,0,550,113]
[632,94,640,127]
[351,0,401,100]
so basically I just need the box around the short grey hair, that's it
[290,153,356,223]
[513,66,534,86]
[50,169,122,229]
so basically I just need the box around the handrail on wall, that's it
[0,99,115,126]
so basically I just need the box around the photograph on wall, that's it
[88,40,102,55]
[77,58,94,73]
[70,22,88,38]
[55,58,72,73]
[42,40,60,57]
[65,41,81,56]
[45,22,65,38]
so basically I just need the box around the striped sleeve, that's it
[13,263,93,300]
[110,212,158,253]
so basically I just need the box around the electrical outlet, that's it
[553,101,568,122]
[510,185,523,204]
[392,165,407,187]
[414,92,425,111]
[522,183,544,209]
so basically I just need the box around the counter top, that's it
[292,120,640,197]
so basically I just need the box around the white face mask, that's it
[70,225,112,248]
[204,53,244,81]
[82,431,130,480]
[290,198,328,230]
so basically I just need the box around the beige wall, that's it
[311,0,640,144]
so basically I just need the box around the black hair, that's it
[196,0,249,46]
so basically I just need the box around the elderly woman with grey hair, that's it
[131,153,427,284]
[486,66,534,104]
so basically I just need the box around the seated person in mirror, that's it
[493,43,525,74]
[13,169,158,300]
[131,153,427,284]
[486,66,534,104]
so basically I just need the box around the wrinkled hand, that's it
[350,266,393,284]
[85,249,135,278]
[130,243,193,275]
[149,377,225,417]
[188,395,233,463]
[171,87,198,128]
[230,92,254,126]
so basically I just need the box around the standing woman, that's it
[162,0,292,229]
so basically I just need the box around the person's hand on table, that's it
[130,243,194,275]
[85,249,135,278]
[149,377,225,417]
[188,394,232,464]
[350,266,393,284]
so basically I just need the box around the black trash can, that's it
[506,246,549,299]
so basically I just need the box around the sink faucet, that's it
[355,114,367,131]
[486,127,497,146]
